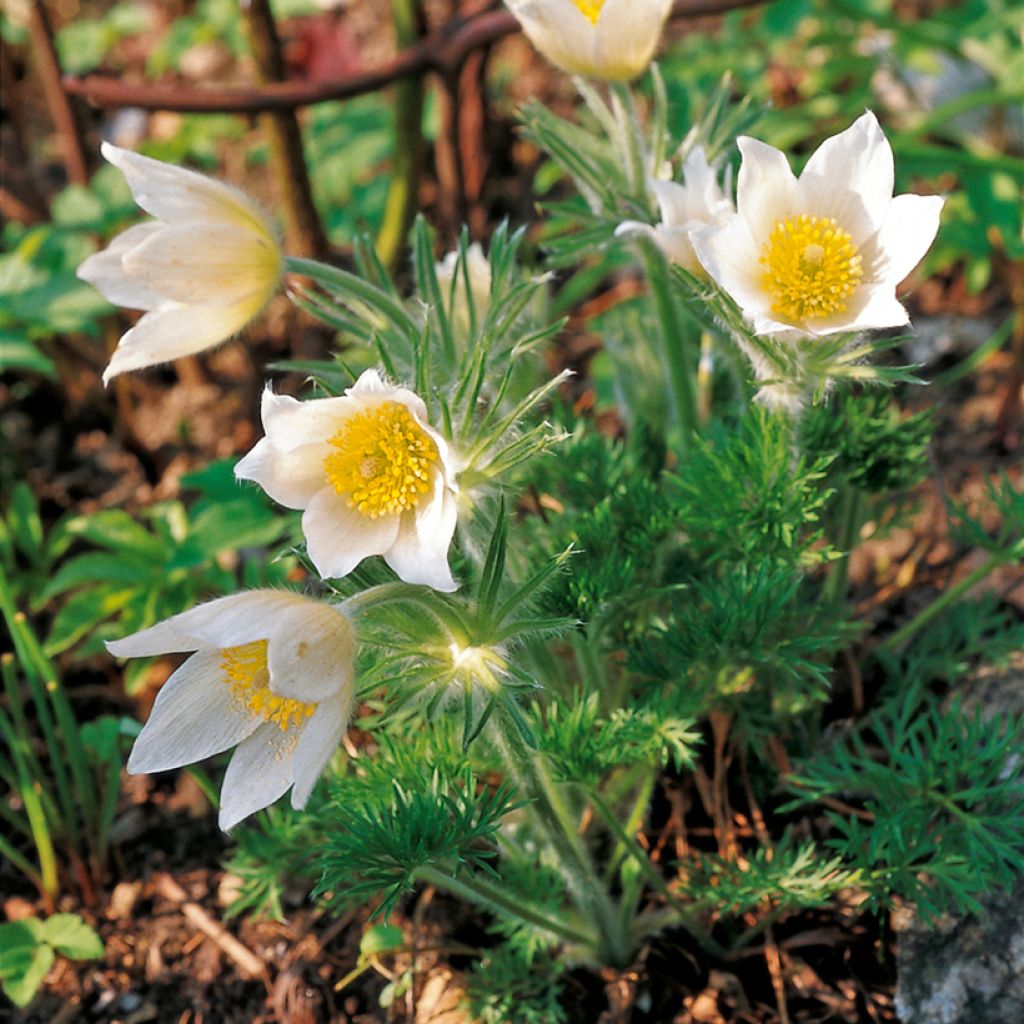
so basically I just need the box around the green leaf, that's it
[41,914,105,960]
[0,919,50,1009]
[359,923,404,957]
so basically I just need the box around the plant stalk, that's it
[881,552,1007,652]
[414,865,595,948]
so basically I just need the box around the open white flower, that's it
[111,591,355,830]
[507,0,672,82]
[436,242,492,330]
[78,143,282,384]
[618,147,734,274]
[236,369,459,592]
[691,112,944,339]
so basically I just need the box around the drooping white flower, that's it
[507,0,672,82]
[618,147,735,274]
[435,242,492,329]
[236,369,460,592]
[111,591,355,830]
[691,112,944,339]
[78,143,282,384]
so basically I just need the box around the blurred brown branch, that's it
[63,0,766,114]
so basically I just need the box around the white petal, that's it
[235,436,331,510]
[77,223,166,310]
[218,723,296,830]
[259,389,358,451]
[507,0,598,78]
[302,488,400,580]
[290,692,352,809]
[826,287,910,334]
[735,137,799,245]
[349,370,432,426]
[384,477,458,592]
[870,193,944,284]
[691,215,770,318]
[267,603,356,703]
[651,180,693,228]
[594,0,672,81]
[102,142,275,237]
[121,223,280,305]
[799,112,894,240]
[126,649,258,774]
[107,590,308,657]
[102,298,259,384]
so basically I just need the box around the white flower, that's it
[236,369,460,592]
[618,147,734,274]
[691,112,944,339]
[111,591,355,830]
[507,0,672,82]
[78,143,282,384]
[435,242,492,329]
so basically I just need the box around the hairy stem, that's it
[415,865,595,947]
[493,707,632,966]
[641,242,699,447]
[881,552,1007,652]
[822,486,863,606]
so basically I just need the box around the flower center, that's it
[759,214,863,323]
[324,402,439,519]
[572,0,605,25]
[220,640,315,732]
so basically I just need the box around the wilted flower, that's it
[78,143,282,384]
[111,591,355,830]
[236,370,460,592]
[691,112,943,339]
[618,147,734,274]
[507,0,672,82]
[436,242,492,330]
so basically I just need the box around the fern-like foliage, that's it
[316,769,518,919]
[536,693,700,786]
[670,408,836,568]
[785,685,1024,920]
[682,836,861,919]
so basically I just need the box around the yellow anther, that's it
[324,402,439,519]
[220,640,315,732]
[759,214,863,323]
[571,0,605,25]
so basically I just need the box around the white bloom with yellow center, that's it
[236,369,459,592]
[618,147,735,274]
[507,0,672,82]
[110,591,355,830]
[77,143,282,384]
[691,112,943,339]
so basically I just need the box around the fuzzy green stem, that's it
[494,707,632,966]
[609,83,646,199]
[414,865,596,948]
[881,552,1007,653]
[591,790,726,957]
[641,242,698,447]
[822,486,863,606]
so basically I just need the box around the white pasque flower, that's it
[507,0,672,82]
[618,147,735,274]
[236,369,459,592]
[691,112,944,339]
[436,242,492,329]
[78,143,282,384]
[111,591,355,830]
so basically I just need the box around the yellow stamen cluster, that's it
[324,402,439,518]
[572,0,605,25]
[220,640,315,732]
[760,214,863,323]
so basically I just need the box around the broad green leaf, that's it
[41,914,104,960]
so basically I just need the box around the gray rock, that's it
[895,652,1024,1023]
